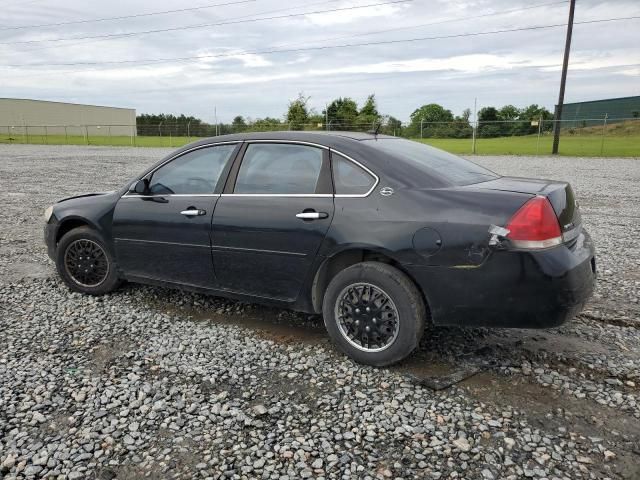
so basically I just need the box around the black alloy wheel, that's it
[55,226,121,295]
[323,261,426,366]
[335,283,400,352]
[64,239,109,287]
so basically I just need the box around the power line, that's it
[5,15,638,69]
[0,0,412,45]
[0,0,572,80]
[3,0,341,55]
[2,0,567,56]
[0,0,259,31]
[268,0,568,53]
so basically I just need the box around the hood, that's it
[57,191,115,204]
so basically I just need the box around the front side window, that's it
[235,143,323,194]
[148,144,236,195]
[332,153,376,195]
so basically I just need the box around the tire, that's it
[55,226,121,295]
[322,261,426,366]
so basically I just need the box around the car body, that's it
[44,132,596,365]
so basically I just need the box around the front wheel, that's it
[322,262,426,366]
[55,226,121,295]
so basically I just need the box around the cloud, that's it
[0,0,638,122]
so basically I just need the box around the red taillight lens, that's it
[506,196,562,248]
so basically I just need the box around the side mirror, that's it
[130,178,149,195]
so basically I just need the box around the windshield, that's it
[365,138,499,186]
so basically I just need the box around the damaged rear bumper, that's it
[405,230,596,329]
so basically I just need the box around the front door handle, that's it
[180,208,206,217]
[296,211,328,220]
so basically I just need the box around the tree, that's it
[232,115,246,126]
[383,115,403,135]
[408,104,454,137]
[324,97,359,130]
[513,104,554,135]
[286,92,310,130]
[477,107,501,137]
[478,107,499,122]
[357,94,380,128]
[498,105,520,121]
[253,117,282,131]
[136,113,206,136]
[519,104,553,121]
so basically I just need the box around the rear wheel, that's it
[56,226,121,295]
[322,262,425,366]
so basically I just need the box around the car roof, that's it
[186,131,397,149]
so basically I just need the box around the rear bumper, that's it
[405,230,596,328]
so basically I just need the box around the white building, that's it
[0,98,136,136]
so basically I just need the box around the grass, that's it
[0,134,195,148]
[1,122,639,157]
[417,134,640,157]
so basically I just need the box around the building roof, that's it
[0,97,135,111]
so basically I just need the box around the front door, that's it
[112,143,239,287]
[211,142,334,300]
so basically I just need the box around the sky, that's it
[1,0,638,123]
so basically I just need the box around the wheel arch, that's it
[310,247,430,315]
[55,216,97,244]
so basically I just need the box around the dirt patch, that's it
[461,371,640,479]
[143,292,329,346]
[89,338,136,373]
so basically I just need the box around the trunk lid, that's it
[469,176,582,241]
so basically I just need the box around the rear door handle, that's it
[180,208,206,217]
[296,211,328,220]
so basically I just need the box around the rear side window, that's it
[365,138,498,186]
[332,153,376,195]
[235,143,323,194]
[149,144,236,195]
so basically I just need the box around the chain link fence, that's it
[417,117,639,157]
[1,118,638,156]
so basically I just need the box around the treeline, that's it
[136,95,554,139]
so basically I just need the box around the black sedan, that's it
[44,132,596,366]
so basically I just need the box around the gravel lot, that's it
[1,144,639,480]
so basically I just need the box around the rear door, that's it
[112,143,239,287]
[211,141,334,300]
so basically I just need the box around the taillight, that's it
[505,196,562,249]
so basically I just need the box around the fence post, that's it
[420,119,424,139]
[64,126,68,145]
[84,126,89,145]
[44,126,48,145]
[600,113,608,156]
[25,125,29,144]
[187,121,191,140]
[536,116,542,155]
[471,121,477,154]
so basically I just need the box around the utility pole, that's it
[214,106,218,136]
[552,0,576,155]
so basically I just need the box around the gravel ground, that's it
[0,144,639,480]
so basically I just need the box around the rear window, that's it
[365,138,498,186]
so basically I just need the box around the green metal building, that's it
[559,95,640,127]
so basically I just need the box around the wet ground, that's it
[1,145,639,479]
